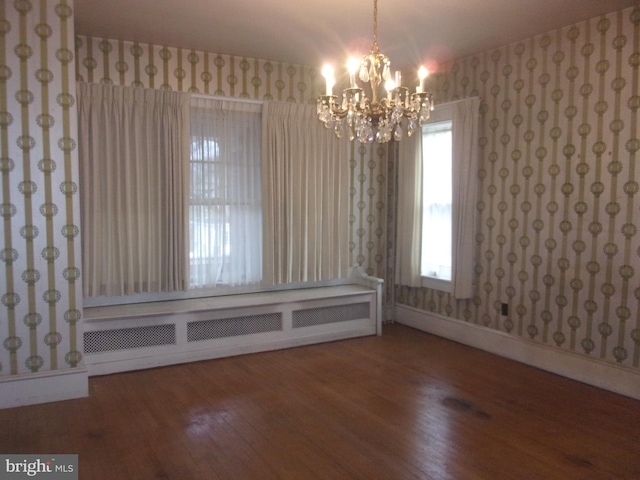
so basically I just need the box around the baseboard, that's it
[394,304,640,400]
[0,368,89,409]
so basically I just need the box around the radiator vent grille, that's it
[187,313,283,342]
[293,302,370,328]
[84,324,176,354]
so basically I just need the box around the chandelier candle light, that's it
[317,0,434,143]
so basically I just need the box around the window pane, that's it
[421,121,452,280]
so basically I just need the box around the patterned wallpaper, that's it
[396,6,640,370]
[349,142,393,307]
[75,36,323,103]
[0,0,82,378]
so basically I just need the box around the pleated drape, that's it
[451,97,481,299]
[262,102,350,284]
[395,133,424,287]
[77,83,190,297]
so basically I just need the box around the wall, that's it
[75,36,320,103]
[396,6,640,383]
[5,3,637,405]
[0,0,87,407]
[0,18,389,405]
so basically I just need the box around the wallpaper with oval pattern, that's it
[0,0,82,378]
[74,35,323,103]
[397,6,640,370]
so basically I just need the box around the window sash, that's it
[421,120,453,282]
[188,97,263,289]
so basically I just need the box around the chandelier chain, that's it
[372,0,378,52]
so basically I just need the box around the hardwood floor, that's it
[1,324,639,479]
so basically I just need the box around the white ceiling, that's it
[74,0,638,73]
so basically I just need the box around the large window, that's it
[79,83,351,301]
[421,119,453,287]
[189,98,263,289]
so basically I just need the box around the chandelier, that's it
[317,0,434,143]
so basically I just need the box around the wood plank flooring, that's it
[1,324,639,479]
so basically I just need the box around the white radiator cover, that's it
[83,282,381,376]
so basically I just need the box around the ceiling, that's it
[74,0,638,73]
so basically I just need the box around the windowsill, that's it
[82,278,353,308]
[420,276,452,293]
[83,283,375,322]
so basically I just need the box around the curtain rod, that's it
[191,93,263,105]
[77,82,266,106]
[436,96,481,107]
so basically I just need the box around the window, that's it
[78,83,352,301]
[189,139,229,273]
[420,112,453,292]
[189,98,263,289]
[395,98,478,297]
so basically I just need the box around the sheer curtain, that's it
[77,83,190,297]
[262,102,350,284]
[189,97,263,288]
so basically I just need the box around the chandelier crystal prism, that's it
[317,0,434,143]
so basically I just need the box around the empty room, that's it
[1,0,639,478]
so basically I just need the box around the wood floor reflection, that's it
[1,324,638,479]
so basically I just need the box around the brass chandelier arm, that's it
[318,88,371,120]
[318,96,349,119]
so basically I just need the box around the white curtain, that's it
[262,102,350,284]
[77,83,190,297]
[189,97,263,288]
[395,133,423,287]
[451,97,480,298]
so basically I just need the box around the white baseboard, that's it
[0,368,89,409]
[394,304,640,400]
